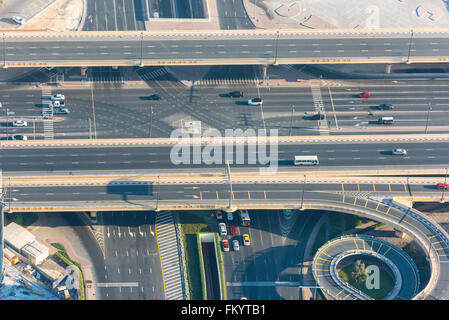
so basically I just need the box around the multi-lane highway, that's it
[223,209,322,300]
[3,79,449,140]
[97,211,164,300]
[3,140,449,172]
[3,29,449,67]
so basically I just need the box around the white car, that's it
[51,94,65,101]
[392,148,407,155]
[12,120,27,127]
[12,16,25,25]
[232,240,240,251]
[227,212,233,221]
[218,223,227,236]
[248,98,263,106]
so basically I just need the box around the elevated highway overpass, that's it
[3,172,449,299]
[2,29,449,67]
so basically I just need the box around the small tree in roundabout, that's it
[351,259,368,284]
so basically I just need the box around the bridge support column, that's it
[80,67,88,76]
[88,211,97,221]
[262,64,268,85]
[385,64,392,74]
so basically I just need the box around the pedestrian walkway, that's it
[41,86,54,140]
[195,77,258,86]
[155,211,184,300]
[310,82,330,135]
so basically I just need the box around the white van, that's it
[294,155,319,166]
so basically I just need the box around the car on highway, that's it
[12,120,27,127]
[437,183,449,189]
[311,113,325,120]
[218,222,227,236]
[359,92,370,98]
[378,104,393,110]
[148,94,161,100]
[232,239,240,251]
[227,212,233,221]
[12,16,25,25]
[248,98,263,105]
[51,94,65,101]
[392,148,407,155]
[12,135,27,140]
[243,234,250,246]
[216,210,223,220]
[50,100,64,108]
[230,225,238,236]
[222,240,229,252]
[55,108,70,114]
[227,91,244,98]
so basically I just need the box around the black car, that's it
[9,135,27,140]
[378,104,393,110]
[148,94,161,100]
[228,91,244,98]
[311,113,325,120]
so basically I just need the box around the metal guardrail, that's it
[389,199,449,300]
[330,243,403,300]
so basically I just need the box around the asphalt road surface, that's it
[2,79,449,139]
[3,141,449,172]
[3,31,449,65]
[96,211,164,299]
[222,210,323,300]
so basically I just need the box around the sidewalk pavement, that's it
[27,212,98,300]
[0,0,56,29]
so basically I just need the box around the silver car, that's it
[392,148,407,155]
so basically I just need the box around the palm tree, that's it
[351,260,368,284]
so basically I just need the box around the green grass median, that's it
[51,243,86,300]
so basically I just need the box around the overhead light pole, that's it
[226,161,233,209]
[300,174,306,210]
[406,29,414,64]
[441,168,448,203]
[149,106,154,138]
[274,30,280,65]
[425,102,432,134]
[289,105,295,136]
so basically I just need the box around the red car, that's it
[359,92,370,98]
[437,183,449,189]
[222,240,229,252]
[230,225,238,235]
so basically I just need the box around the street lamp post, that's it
[6,108,8,140]
[156,175,160,211]
[149,106,154,138]
[425,103,432,134]
[274,30,280,65]
[88,118,92,139]
[441,168,448,203]
[289,105,295,136]
[3,33,5,68]
[226,161,233,209]
[300,174,306,210]
[406,29,414,64]
[140,32,144,67]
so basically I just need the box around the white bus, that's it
[294,155,319,166]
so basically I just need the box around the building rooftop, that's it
[4,222,35,250]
